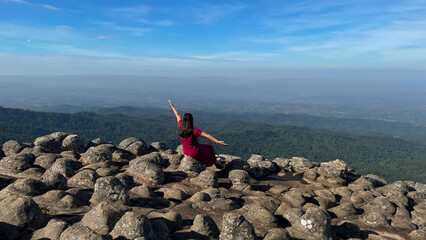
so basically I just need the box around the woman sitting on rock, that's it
[168,100,227,169]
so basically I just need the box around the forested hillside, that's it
[1,106,425,182]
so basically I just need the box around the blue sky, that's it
[0,0,426,77]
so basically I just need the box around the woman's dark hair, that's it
[179,113,194,138]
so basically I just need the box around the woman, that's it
[168,100,228,169]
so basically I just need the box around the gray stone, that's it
[242,203,278,229]
[247,154,265,167]
[219,212,257,240]
[190,170,219,188]
[176,144,183,154]
[118,137,148,156]
[81,201,130,235]
[2,140,25,156]
[34,132,69,154]
[229,170,251,191]
[129,185,154,198]
[42,171,67,189]
[363,196,396,219]
[317,159,347,178]
[150,142,169,152]
[0,178,48,198]
[89,176,129,206]
[179,155,206,173]
[47,158,75,178]
[160,187,190,201]
[127,156,165,184]
[248,167,269,179]
[34,153,61,169]
[67,169,98,189]
[191,214,220,239]
[362,211,389,227]
[150,218,170,240]
[109,211,154,240]
[364,174,388,188]
[31,218,68,240]
[0,195,46,230]
[81,145,113,165]
[62,134,85,153]
[226,159,250,173]
[295,207,333,240]
[289,157,313,173]
[115,172,135,189]
[263,228,292,240]
[272,157,290,170]
[282,189,306,208]
[303,168,319,180]
[328,203,357,217]
[256,160,277,172]
[0,153,35,173]
[60,223,105,240]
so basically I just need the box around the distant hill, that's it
[0,106,425,183]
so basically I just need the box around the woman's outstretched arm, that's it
[200,132,228,146]
[168,100,181,122]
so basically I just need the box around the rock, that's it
[303,168,319,181]
[289,157,313,173]
[127,156,165,184]
[218,154,242,162]
[129,185,154,198]
[109,211,154,240]
[247,154,265,167]
[89,176,129,206]
[0,195,46,231]
[188,191,212,203]
[34,153,61,169]
[406,191,426,205]
[0,149,4,159]
[363,196,396,219]
[191,214,220,239]
[408,229,426,240]
[57,194,84,208]
[112,149,134,161]
[391,218,417,232]
[348,177,374,191]
[317,159,347,178]
[364,174,388,188]
[31,218,68,240]
[150,218,170,240]
[414,182,426,194]
[81,201,130,235]
[0,178,48,198]
[81,145,113,165]
[166,153,184,166]
[87,138,112,149]
[263,228,292,240]
[0,153,35,173]
[176,144,183,154]
[219,212,257,240]
[2,140,25,156]
[67,169,98,189]
[226,159,250,173]
[42,171,67,189]
[411,201,426,227]
[229,170,251,191]
[96,167,115,177]
[328,203,357,218]
[282,208,304,225]
[148,211,183,232]
[179,155,206,173]
[272,157,290,170]
[34,132,69,153]
[334,222,367,239]
[115,172,135,189]
[362,211,389,227]
[282,189,306,208]
[60,223,105,240]
[160,187,190,201]
[257,160,277,172]
[248,167,269,179]
[350,190,375,207]
[190,170,219,188]
[47,158,75,178]
[62,134,85,153]
[295,207,333,240]
[60,150,81,161]
[118,137,148,156]
[242,203,278,229]
[150,142,169,152]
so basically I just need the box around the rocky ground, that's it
[0,132,425,240]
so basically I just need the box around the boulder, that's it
[363,196,396,219]
[179,155,206,173]
[328,203,357,218]
[317,159,347,178]
[34,132,69,153]
[0,195,46,231]
[89,176,129,206]
[148,211,183,232]
[118,137,148,156]
[47,158,75,178]
[219,212,257,240]
[0,153,35,173]
[67,169,99,189]
[247,154,265,167]
[109,211,154,240]
[41,171,67,190]
[289,157,313,173]
[34,153,61,169]
[248,167,269,179]
[263,228,292,240]
[303,168,319,181]
[60,223,105,240]
[81,145,113,165]
[242,203,278,229]
[176,144,183,154]
[2,140,25,156]
[191,214,220,239]
[294,207,333,240]
[190,170,219,188]
[282,189,306,208]
[115,172,135,189]
[272,157,290,170]
[31,218,68,240]
[150,218,170,240]
[411,201,426,227]
[160,187,190,201]
[81,201,130,235]
[225,159,250,173]
[61,134,85,153]
[229,170,251,191]
[364,174,388,188]
[0,178,48,198]
[86,138,112,149]
[149,142,169,152]
[362,211,389,227]
[257,160,277,172]
[127,156,165,184]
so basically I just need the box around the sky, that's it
[0,0,426,78]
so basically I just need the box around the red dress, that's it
[178,120,216,166]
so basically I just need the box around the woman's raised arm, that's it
[200,132,228,146]
[168,100,181,122]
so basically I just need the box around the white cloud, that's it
[193,3,247,24]
[112,5,150,17]
[96,35,111,39]
[138,19,174,26]
[40,4,59,10]
[97,22,152,36]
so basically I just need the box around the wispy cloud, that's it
[96,35,112,40]
[138,19,174,26]
[97,22,152,36]
[193,3,247,24]
[112,5,150,17]
[40,4,59,11]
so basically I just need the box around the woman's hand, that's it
[168,99,181,122]
[217,141,228,146]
